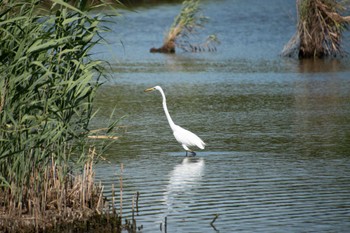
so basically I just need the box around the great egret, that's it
[144,86,206,156]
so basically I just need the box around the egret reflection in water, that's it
[161,157,205,222]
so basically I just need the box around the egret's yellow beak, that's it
[144,87,155,92]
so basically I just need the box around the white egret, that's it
[144,86,206,156]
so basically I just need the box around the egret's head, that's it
[144,86,161,92]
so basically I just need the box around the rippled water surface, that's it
[92,0,350,232]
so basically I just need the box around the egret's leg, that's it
[185,150,196,156]
[182,145,192,157]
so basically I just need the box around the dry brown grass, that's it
[282,0,350,58]
[0,148,112,232]
[150,0,219,53]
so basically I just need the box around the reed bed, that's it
[0,148,101,231]
[0,149,140,232]
[0,0,129,232]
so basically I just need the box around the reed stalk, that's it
[119,163,124,219]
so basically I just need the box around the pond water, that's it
[92,0,350,232]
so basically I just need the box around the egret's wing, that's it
[173,126,206,149]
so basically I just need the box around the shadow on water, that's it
[297,58,349,73]
[120,0,182,9]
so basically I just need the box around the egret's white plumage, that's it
[144,86,206,155]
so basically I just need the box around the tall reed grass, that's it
[0,0,121,230]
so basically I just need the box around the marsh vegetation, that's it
[0,0,124,231]
[282,0,350,58]
[150,0,219,53]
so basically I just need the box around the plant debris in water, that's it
[150,0,219,53]
[282,0,350,58]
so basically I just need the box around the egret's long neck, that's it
[159,88,176,129]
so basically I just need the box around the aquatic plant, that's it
[150,0,219,53]
[282,0,350,58]
[0,0,122,230]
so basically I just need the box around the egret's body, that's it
[144,86,206,156]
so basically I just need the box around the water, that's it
[92,0,350,232]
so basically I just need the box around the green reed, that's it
[0,0,118,209]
